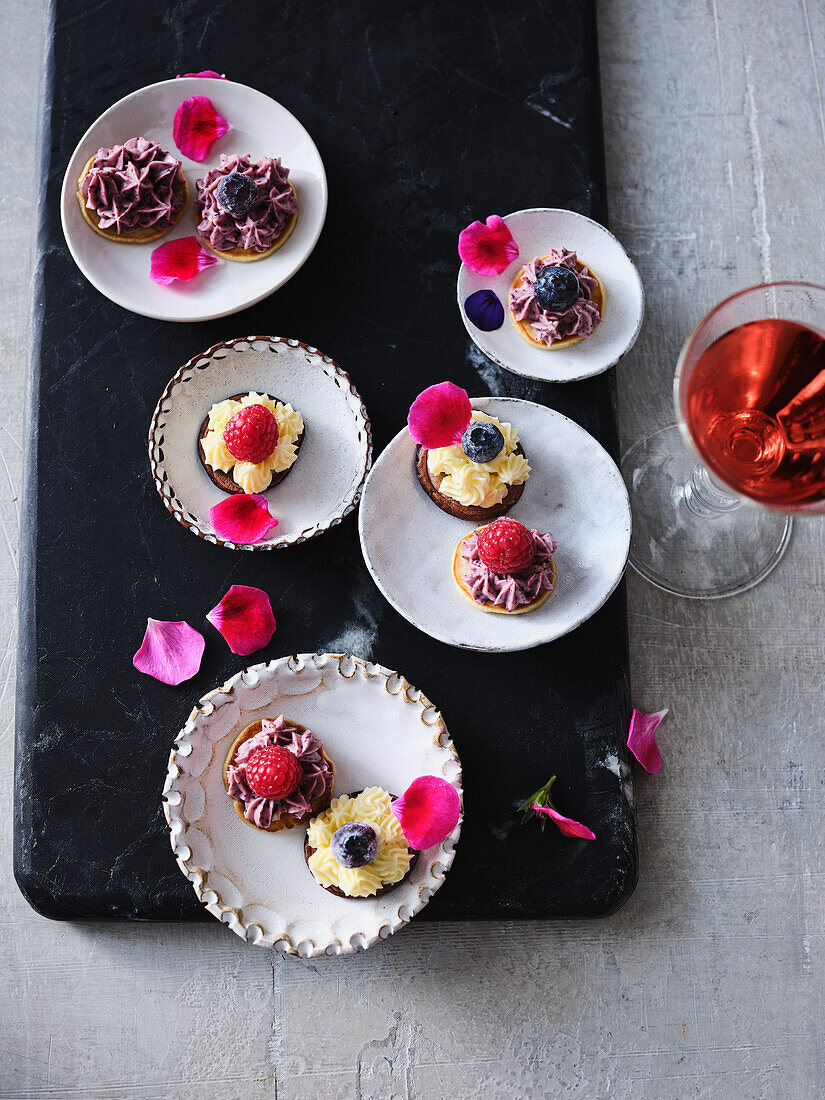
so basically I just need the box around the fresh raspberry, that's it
[244,745,302,800]
[477,517,536,575]
[222,404,279,464]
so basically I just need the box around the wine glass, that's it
[623,282,825,598]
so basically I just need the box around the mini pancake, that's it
[76,155,189,244]
[508,256,605,350]
[451,529,556,615]
[414,442,527,521]
[224,718,334,834]
[198,391,305,495]
[195,181,299,262]
[303,792,419,899]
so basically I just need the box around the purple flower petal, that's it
[464,289,505,332]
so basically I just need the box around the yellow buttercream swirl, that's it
[307,787,413,898]
[426,411,529,508]
[201,392,304,493]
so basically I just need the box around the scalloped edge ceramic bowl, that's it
[162,653,462,955]
[148,336,372,549]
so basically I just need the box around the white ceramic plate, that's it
[457,208,644,382]
[148,337,371,549]
[359,397,631,651]
[61,78,327,322]
[162,653,462,956]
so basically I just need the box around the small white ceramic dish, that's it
[457,208,644,382]
[359,397,631,651]
[162,653,462,955]
[61,78,327,321]
[148,336,371,549]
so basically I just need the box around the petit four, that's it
[452,517,557,614]
[195,153,298,261]
[77,137,188,243]
[198,391,304,494]
[224,715,334,833]
[508,248,603,349]
[408,382,530,520]
[304,787,417,898]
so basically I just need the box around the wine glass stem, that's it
[681,462,741,518]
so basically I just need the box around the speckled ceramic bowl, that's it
[162,653,462,956]
[457,208,644,383]
[148,336,372,549]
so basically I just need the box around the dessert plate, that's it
[457,208,644,383]
[359,397,631,651]
[162,653,462,956]
[60,77,327,322]
[149,336,371,549]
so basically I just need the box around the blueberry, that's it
[330,822,379,868]
[461,421,505,464]
[534,264,580,312]
[215,172,259,218]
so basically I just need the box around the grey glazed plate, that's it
[359,397,631,651]
[457,208,644,383]
[148,336,372,550]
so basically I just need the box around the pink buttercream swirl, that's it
[79,137,185,234]
[462,529,557,611]
[508,249,601,345]
[196,153,297,253]
[226,716,332,829]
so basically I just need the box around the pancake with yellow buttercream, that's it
[304,788,417,899]
[198,391,304,494]
[415,411,530,520]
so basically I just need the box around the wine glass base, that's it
[622,425,793,598]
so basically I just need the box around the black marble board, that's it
[15,0,637,922]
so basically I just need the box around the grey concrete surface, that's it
[2,2,825,1097]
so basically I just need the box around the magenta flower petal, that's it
[408,381,472,448]
[391,776,461,850]
[531,803,596,840]
[458,214,519,275]
[173,94,230,161]
[627,707,669,773]
[209,493,278,544]
[464,289,505,331]
[206,584,276,655]
[150,237,218,286]
[133,618,205,685]
[177,71,226,79]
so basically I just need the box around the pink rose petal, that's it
[209,494,278,544]
[206,584,276,655]
[458,214,519,275]
[627,707,669,773]
[407,381,473,448]
[150,237,218,286]
[391,776,461,850]
[531,803,596,840]
[177,71,226,79]
[173,94,230,161]
[132,618,205,685]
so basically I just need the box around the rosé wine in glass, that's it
[685,318,825,509]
